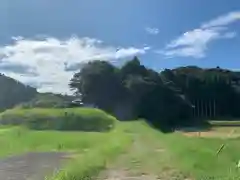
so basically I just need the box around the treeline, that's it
[18,93,75,108]
[0,73,37,111]
[70,57,240,130]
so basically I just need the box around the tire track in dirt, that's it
[97,132,189,180]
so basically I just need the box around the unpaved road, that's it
[0,152,70,180]
[97,132,188,180]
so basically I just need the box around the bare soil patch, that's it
[0,152,71,180]
[178,128,240,138]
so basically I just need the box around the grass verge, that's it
[116,121,240,180]
[0,123,132,180]
[50,124,132,180]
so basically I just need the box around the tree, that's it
[69,57,240,131]
[69,61,121,111]
[0,74,37,111]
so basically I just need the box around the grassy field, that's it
[114,122,240,180]
[0,108,240,180]
[0,125,132,180]
[0,108,133,179]
[209,120,240,126]
[163,131,240,179]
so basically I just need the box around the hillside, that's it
[0,74,37,111]
[17,93,75,108]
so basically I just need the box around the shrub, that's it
[0,108,115,132]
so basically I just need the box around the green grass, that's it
[1,113,240,180]
[209,120,240,126]
[133,123,240,180]
[113,121,240,180]
[0,108,115,131]
[0,126,117,157]
[0,124,132,180]
[50,124,132,180]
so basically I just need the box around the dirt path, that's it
[0,152,70,180]
[97,132,189,180]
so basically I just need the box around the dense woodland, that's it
[1,57,240,131]
[70,57,240,130]
[0,74,73,111]
[0,74,37,111]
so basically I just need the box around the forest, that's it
[1,56,240,131]
[70,57,240,130]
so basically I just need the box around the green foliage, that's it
[162,132,240,179]
[0,74,37,111]
[0,123,132,180]
[50,126,132,180]
[1,120,240,179]
[69,61,122,112]
[17,93,71,108]
[70,57,240,130]
[0,126,112,157]
[0,108,115,132]
[122,121,240,180]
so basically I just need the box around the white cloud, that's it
[201,11,240,28]
[0,36,150,94]
[160,11,240,58]
[145,27,159,35]
[167,28,220,48]
[222,31,237,39]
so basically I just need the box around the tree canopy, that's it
[70,57,240,130]
[0,73,37,111]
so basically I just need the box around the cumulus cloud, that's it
[145,27,159,35]
[0,36,150,94]
[160,11,240,58]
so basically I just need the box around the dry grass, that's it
[178,126,240,139]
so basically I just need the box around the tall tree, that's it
[69,61,121,111]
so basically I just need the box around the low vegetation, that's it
[210,120,240,126]
[0,57,240,179]
[163,132,240,179]
[105,121,240,180]
[0,124,132,180]
[0,108,115,132]
[1,113,240,179]
[0,73,37,112]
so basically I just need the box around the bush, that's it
[0,108,116,132]
[16,93,69,109]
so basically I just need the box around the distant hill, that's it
[17,93,75,108]
[0,74,37,111]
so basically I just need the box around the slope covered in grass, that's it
[0,108,116,131]
[0,108,115,131]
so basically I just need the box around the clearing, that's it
[0,108,240,180]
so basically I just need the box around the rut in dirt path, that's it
[97,133,189,180]
[0,152,70,180]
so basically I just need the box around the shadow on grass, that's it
[143,118,213,134]
[143,120,175,133]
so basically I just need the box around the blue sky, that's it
[0,0,240,93]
